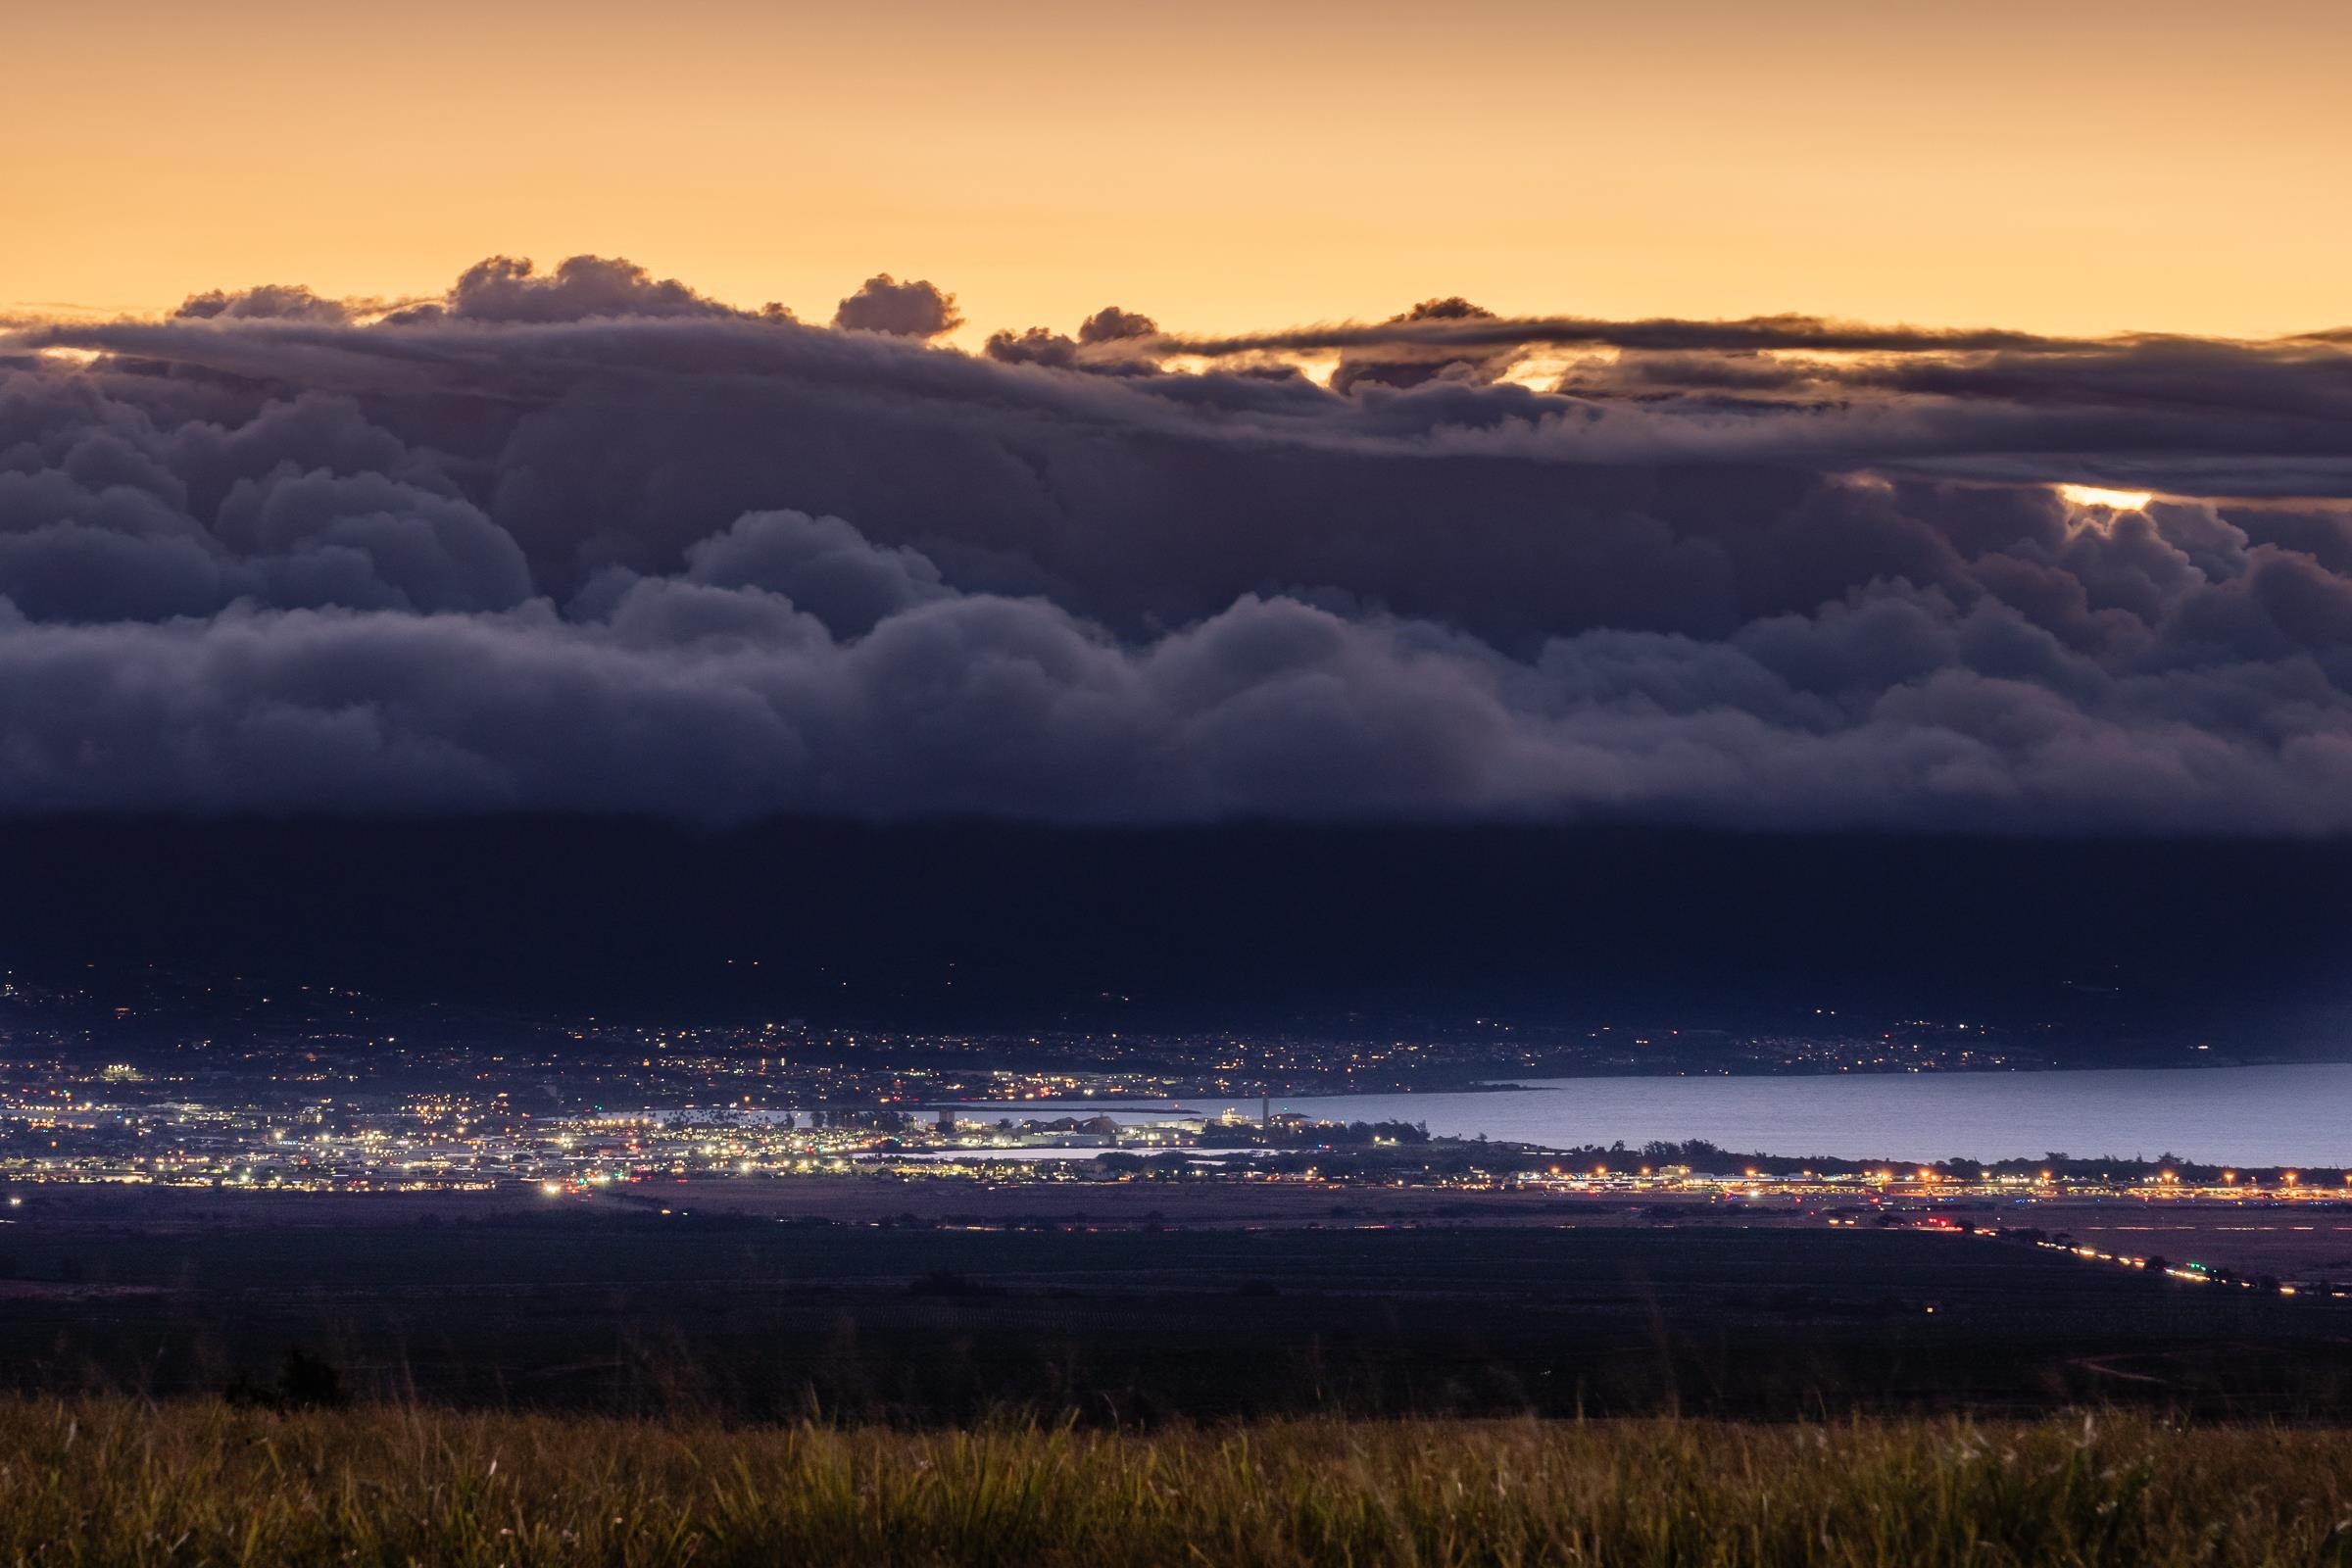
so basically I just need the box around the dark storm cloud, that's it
[5,257,2352,828]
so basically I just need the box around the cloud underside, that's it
[6,263,2352,830]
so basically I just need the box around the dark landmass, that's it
[4,1186,2347,1423]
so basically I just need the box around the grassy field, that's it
[3,1397,2351,1566]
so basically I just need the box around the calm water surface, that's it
[958,1064,2352,1167]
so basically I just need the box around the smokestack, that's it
[1261,1093,1271,1129]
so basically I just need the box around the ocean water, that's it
[956,1063,2352,1167]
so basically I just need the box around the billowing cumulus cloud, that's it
[988,305,1164,372]
[1329,296,1513,395]
[174,284,352,325]
[832,273,962,338]
[983,325,1081,368]
[386,254,742,325]
[5,256,2352,829]
[1077,306,1156,345]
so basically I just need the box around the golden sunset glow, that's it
[7,0,2349,342]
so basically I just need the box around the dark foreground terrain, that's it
[5,1190,2350,1421]
[6,1399,2352,1568]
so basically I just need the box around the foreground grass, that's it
[3,1400,2351,1567]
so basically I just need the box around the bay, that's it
[953,1063,2352,1167]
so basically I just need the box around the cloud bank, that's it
[5,257,2352,830]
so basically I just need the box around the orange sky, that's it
[8,0,2346,343]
